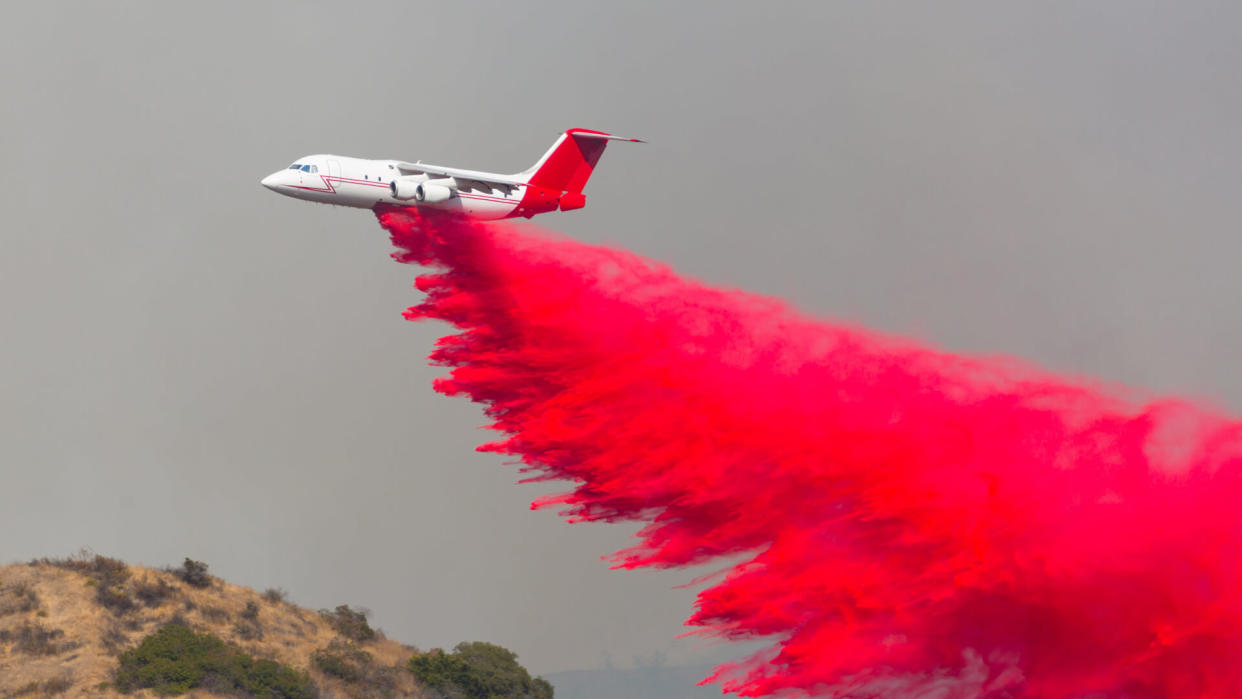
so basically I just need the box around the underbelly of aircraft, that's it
[296,177,520,220]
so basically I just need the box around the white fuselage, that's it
[261,129,644,221]
[261,155,523,220]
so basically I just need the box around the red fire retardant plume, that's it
[375,206,1242,698]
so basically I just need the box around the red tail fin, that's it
[522,128,644,194]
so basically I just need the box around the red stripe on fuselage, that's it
[292,176,520,211]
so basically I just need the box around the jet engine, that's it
[389,175,427,201]
[390,175,456,203]
[414,178,456,203]
[559,192,587,211]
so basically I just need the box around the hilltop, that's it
[0,553,552,698]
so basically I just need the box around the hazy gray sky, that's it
[3,0,1242,683]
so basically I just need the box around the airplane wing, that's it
[395,162,525,195]
[396,132,645,195]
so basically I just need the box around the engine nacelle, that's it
[389,175,427,200]
[415,178,456,203]
[559,192,586,211]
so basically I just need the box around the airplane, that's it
[260,128,644,220]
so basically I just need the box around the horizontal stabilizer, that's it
[568,132,647,144]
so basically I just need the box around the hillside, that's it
[0,553,550,698]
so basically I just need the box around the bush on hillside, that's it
[408,642,553,699]
[312,639,372,682]
[101,621,130,655]
[0,621,73,656]
[96,583,137,615]
[37,674,74,695]
[201,605,231,623]
[90,555,131,583]
[113,623,315,698]
[8,680,41,697]
[134,577,177,608]
[242,600,261,621]
[233,619,264,641]
[233,600,264,640]
[91,556,136,614]
[320,605,375,642]
[0,582,40,616]
[176,558,212,588]
[30,550,127,580]
[29,550,136,614]
[313,639,401,695]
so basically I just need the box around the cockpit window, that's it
[310,165,319,173]
[288,164,302,170]
[300,164,312,172]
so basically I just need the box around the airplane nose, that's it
[260,173,280,190]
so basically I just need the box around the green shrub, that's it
[408,642,553,698]
[319,605,375,642]
[114,623,315,698]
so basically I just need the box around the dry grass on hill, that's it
[0,553,428,698]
